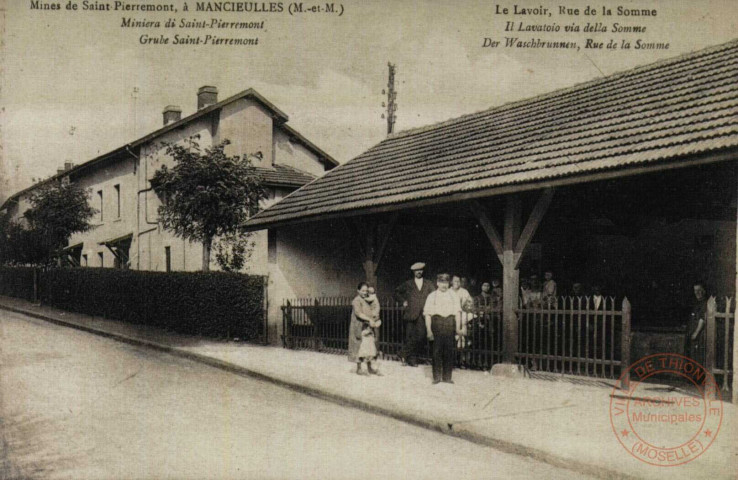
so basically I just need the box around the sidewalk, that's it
[1,295,735,480]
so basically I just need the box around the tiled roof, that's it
[255,165,316,187]
[246,39,738,230]
[1,88,337,211]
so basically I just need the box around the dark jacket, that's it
[394,278,435,321]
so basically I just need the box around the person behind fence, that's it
[348,282,381,376]
[591,284,605,311]
[542,270,557,305]
[687,282,707,366]
[472,281,493,341]
[451,275,473,367]
[424,273,462,384]
[520,279,533,307]
[394,262,435,367]
[491,279,503,306]
[529,274,543,306]
[475,281,494,314]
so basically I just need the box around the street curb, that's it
[1,302,642,480]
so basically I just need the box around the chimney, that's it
[163,105,182,125]
[197,86,218,110]
[58,162,74,175]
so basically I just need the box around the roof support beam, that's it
[343,218,366,260]
[468,200,504,264]
[374,212,399,268]
[514,188,555,269]
[346,214,399,286]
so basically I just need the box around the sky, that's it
[1,0,736,202]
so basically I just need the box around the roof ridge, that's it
[387,38,738,141]
[274,164,316,176]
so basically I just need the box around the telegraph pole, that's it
[382,63,397,135]
[132,87,139,138]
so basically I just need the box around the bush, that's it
[38,268,266,340]
[0,266,36,301]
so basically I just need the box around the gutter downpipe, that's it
[126,144,160,270]
[123,145,142,270]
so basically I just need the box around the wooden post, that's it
[32,268,39,304]
[282,300,292,348]
[734,178,738,402]
[470,191,554,366]
[502,196,522,363]
[262,275,269,345]
[313,298,321,350]
[705,296,717,374]
[620,297,631,390]
[364,223,377,285]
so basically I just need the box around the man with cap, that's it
[424,273,462,384]
[394,262,435,366]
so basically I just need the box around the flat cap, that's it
[410,262,425,270]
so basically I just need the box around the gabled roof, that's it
[246,39,738,230]
[1,88,337,210]
[255,165,316,188]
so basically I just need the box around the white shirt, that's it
[452,287,472,309]
[423,289,461,318]
[593,295,603,311]
[414,277,423,291]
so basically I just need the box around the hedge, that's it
[36,268,266,340]
[0,266,36,301]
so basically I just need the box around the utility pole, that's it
[382,63,397,135]
[131,87,139,138]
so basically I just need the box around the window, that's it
[114,184,120,218]
[97,190,103,222]
[165,246,171,272]
[98,252,104,268]
[82,254,88,267]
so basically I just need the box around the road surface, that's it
[0,309,592,479]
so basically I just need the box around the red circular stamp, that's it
[609,353,723,467]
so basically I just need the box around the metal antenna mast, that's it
[381,63,397,135]
[132,87,139,138]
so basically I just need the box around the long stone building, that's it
[1,86,337,274]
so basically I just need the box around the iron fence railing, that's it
[281,296,502,370]
[515,296,630,382]
[282,294,735,392]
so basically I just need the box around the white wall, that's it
[68,155,137,267]
[220,98,273,168]
[266,220,364,343]
[273,128,327,177]
[135,117,214,271]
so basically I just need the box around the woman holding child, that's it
[348,282,382,375]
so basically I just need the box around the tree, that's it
[0,180,96,266]
[151,139,266,272]
[214,231,256,273]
